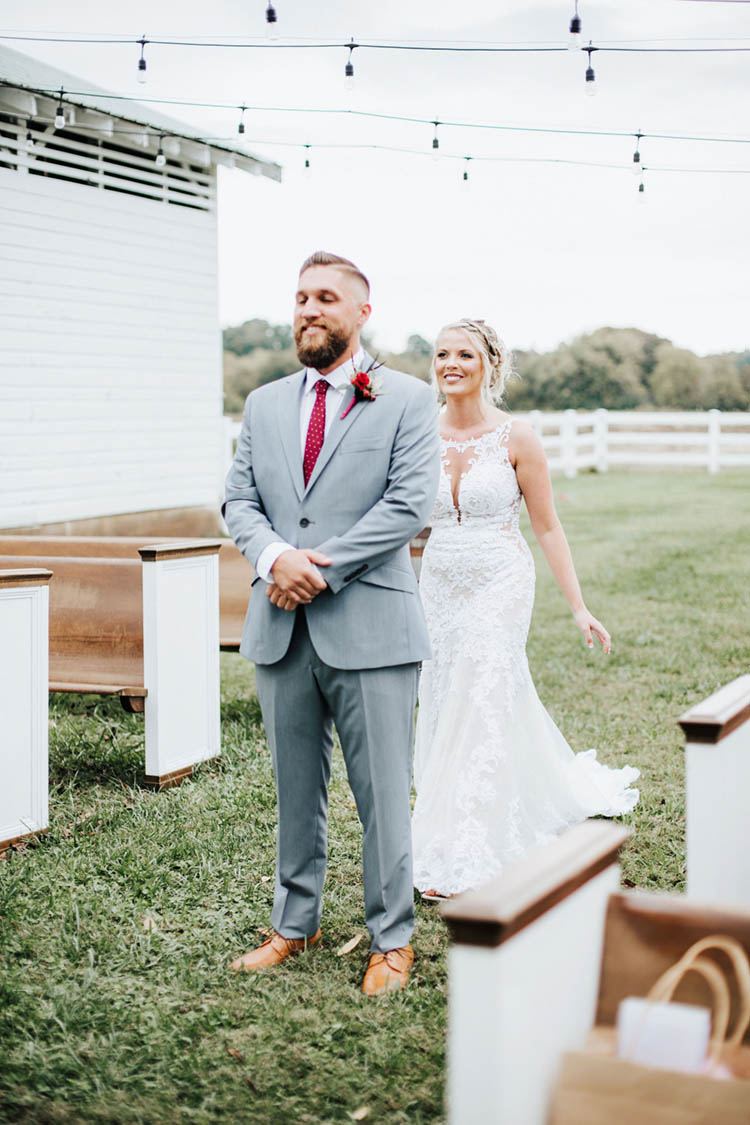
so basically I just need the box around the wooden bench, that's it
[678,675,750,907]
[0,536,251,650]
[442,822,750,1124]
[441,821,629,1124]
[0,542,222,789]
[0,569,51,850]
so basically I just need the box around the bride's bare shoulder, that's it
[508,418,545,462]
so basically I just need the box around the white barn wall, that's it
[0,168,223,529]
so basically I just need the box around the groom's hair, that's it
[299,251,370,297]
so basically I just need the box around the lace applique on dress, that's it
[412,419,639,896]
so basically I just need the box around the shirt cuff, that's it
[256,541,295,582]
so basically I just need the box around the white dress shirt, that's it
[255,349,364,582]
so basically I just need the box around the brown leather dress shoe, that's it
[361,944,414,996]
[230,928,321,973]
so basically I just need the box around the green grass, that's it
[1,471,748,1123]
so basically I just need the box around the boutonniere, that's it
[341,357,385,419]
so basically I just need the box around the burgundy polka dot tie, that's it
[303,378,329,486]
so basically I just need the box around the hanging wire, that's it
[3,32,750,52]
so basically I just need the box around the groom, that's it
[223,252,440,995]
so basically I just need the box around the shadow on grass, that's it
[48,692,268,793]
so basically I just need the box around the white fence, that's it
[518,409,750,477]
[224,409,750,481]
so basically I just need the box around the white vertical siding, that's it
[0,164,223,527]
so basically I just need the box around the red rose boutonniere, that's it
[341,358,385,419]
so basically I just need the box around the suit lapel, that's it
[277,370,306,502]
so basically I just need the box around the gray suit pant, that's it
[254,610,418,953]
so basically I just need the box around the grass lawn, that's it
[1,470,748,1123]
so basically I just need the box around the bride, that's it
[412,319,639,900]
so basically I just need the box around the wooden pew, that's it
[0,536,250,650]
[0,569,51,849]
[678,676,750,907]
[0,542,221,789]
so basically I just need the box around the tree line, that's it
[223,320,749,415]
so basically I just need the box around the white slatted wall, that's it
[0,120,223,528]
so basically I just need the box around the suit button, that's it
[299,517,310,527]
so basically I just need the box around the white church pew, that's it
[679,675,750,906]
[0,568,51,849]
[0,542,221,790]
[441,820,630,1125]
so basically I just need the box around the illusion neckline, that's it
[440,419,512,450]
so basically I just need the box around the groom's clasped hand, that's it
[265,547,331,610]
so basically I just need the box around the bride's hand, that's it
[573,608,611,654]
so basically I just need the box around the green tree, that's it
[648,343,704,408]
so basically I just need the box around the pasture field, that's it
[1,471,748,1123]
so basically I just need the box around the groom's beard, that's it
[294,323,351,370]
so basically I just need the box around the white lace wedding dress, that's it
[412,420,639,895]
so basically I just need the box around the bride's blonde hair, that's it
[432,319,516,405]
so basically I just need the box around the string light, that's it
[584,43,597,96]
[569,2,582,51]
[21,83,750,151]
[54,87,65,129]
[303,144,311,176]
[238,105,247,134]
[633,130,642,175]
[344,38,356,91]
[462,156,471,185]
[137,35,147,83]
[25,121,35,152]
[432,121,440,160]
[265,4,279,40]
[638,170,646,196]
[155,135,166,167]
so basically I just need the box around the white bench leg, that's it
[140,545,221,787]
[0,571,51,848]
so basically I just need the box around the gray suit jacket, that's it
[223,356,441,669]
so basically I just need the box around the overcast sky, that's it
[4,1,750,354]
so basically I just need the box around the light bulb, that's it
[432,134,440,162]
[303,148,311,177]
[265,3,279,39]
[638,180,645,197]
[238,107,247,135]
[54,106,65,129]
[137,37,148,84]
[632,154,642,176]
[155,147,166,168]
[584,67,596,96]
[568,16,581,51]
[345,61,355,92]
[26,131,35,152]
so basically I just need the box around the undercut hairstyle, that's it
[299,251,370,297]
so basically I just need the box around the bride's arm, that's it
[511,423,611,654]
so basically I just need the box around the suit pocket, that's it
[338,435,388,453]
[358,564,416,593]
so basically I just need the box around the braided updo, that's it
[433,318,516,405]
